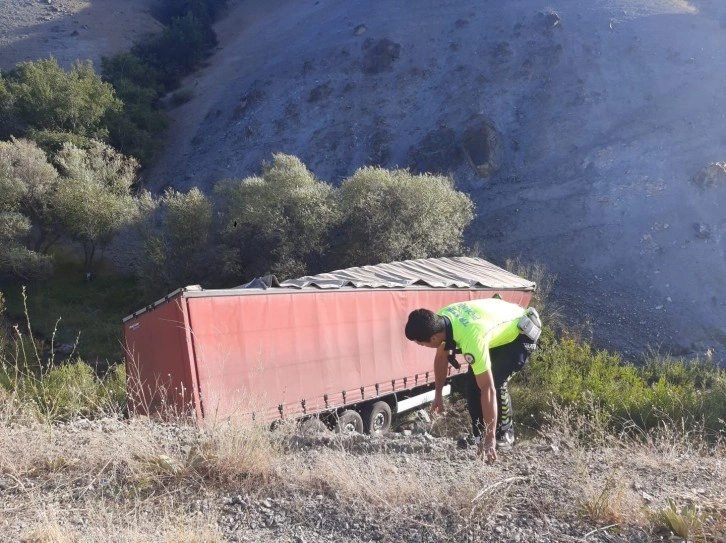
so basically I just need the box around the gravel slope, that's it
[0,0,160,71]
[1,411,724,542]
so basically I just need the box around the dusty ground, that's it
[3,0,726,364]
[0,0,160,71]
[0,406,725,543]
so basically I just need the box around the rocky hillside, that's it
[146,0,726,363]
[3,0,726,363]
[2,410,725,542]
[0,0,160,71]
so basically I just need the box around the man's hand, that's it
[430,395,445,415]
[477,438,498,464]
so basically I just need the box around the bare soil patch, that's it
[0,0,161,71]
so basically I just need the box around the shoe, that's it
[496,430,515,448]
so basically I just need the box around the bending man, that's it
[405,297,540,463]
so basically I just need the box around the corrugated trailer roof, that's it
[276,256,536,290]
[123,256,535,322]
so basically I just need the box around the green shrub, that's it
[132,13,215,89]
[512,335,726,439]
[101,53,168,165]
[334,167,474,268]
[31,359,100,420]
[136,188,216,296]
[5,58,121,143]
[216,154,340,280]
[53,141,140,272]
[0,355,127,423]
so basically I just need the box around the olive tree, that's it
[0,138,62,252]
[215,153,340,280]
[334,167,474,268]
[0,212,52,280]
[0,139,56,280]
[0,168,52,280]
[53,141,139,273]
[136,188,215,295]
[6,58,122,149]
[0,75,14,138]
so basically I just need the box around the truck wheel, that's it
[335,410,364,434]
[363,401,392,435]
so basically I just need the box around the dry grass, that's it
[12,500,224,543]
[1,397,725,542]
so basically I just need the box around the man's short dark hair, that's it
[405,308,443,342]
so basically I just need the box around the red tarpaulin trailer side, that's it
[123,257,535,426]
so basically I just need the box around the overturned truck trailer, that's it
[123,256,536,432]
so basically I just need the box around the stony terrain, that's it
[1,406,724,543]
[0,0,160,71]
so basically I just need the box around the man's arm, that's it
[430,343,448,414]
[475,369,498,463]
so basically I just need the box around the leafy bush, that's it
[334,167,474,268]
[4,58,121,151]
[0,139,57,281]
[0,290,127,422]
[0,359,127,422]
[0,138,63,253]
[216,154,340,280]
[0,74,15,139]
[154,0,228,25]
[0,244,53,282]
[137,188,216,295]
[128,11,216,89]
[31,359,101,420]
[512,336,726,438]
[101,53,169,165]
[53,141,140,272]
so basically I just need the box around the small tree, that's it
[137,188,215,295]
[6,57,122,149]
[0,139,55,280]
[335,167,474,267]
[53,141,139,273]
[216,153,340,280]
[0,74,15,139]
[0,138,62,252]
[0,211,52,280]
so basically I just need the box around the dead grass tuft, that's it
[20,521,77,543]
[578,467,638,525]
[187,417,287,486]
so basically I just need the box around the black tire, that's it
[363,401,392,435]
[335,409,364,434]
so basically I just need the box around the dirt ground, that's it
[3,0,726,364]
[0,0,160,71]
[1,410,725,543]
